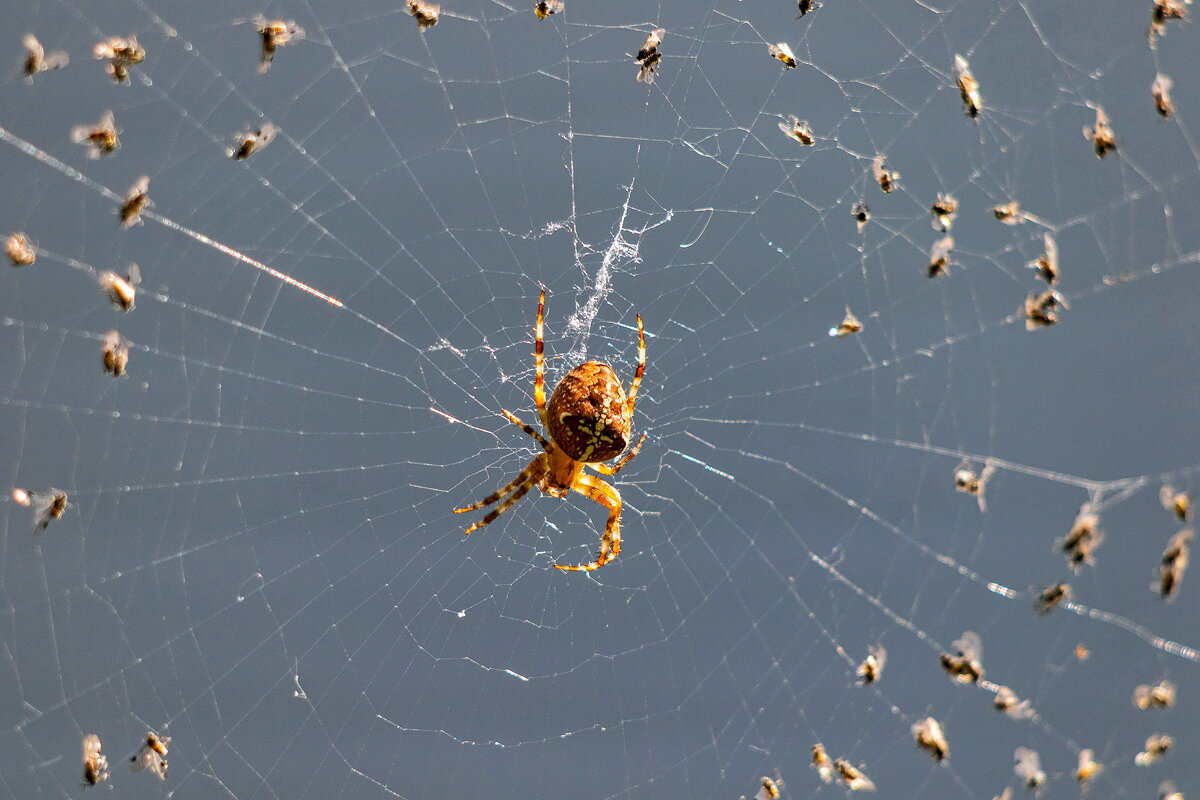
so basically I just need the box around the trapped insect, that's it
[852,201,870,232]
[833,759,876,792]
[534,0,563,18]
[407,1,440,30]
[12,487,69,532]
[927,236,953,278]
[872,155,898,193]
[768,42,797,69]
[1023,289,1066,330]
[954,459,995,511]
[754,770,784,800]
[954,54,982,117]
[993,685,1035,720]
[93,36,144,83]
[1075,749,1102,789]
[100,263,141,311]
[940,630,984,684]
[931,193,957,231]
[102,331,129,377]
[992,201,1023,225]
[118,176,152,229]
[82,734,109,786]
[796,0,822,17]
[21,33,68,81]
[811,743,834,783]
[1084,107,1118,158]
[1133,679,1176,710]
[856,643,886,683]
[1059,511,1104,571]
[1153,74,1175,118]
[254,16,304,72]
[70,110,120,159]
[1159,780,1184,800]
[6,232,36,266]
[830,306,863,338]
[1028,232,1059,284]
[1150,0,1190,46]
[634,28,664,84]
[1034,582,1070,614]
[129,731,169,780]
[1155,528,1192,599]
[453,290,647,572]
[778,115,814,145]
[1160,485,1190,521]
[912,717,948,761]
[227,122,277,160]
[1135,733,1174,766]
[1014,747,1045,790]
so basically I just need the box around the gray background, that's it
[1,0,1198,798]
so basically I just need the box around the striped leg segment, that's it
[555,473,622,571]
[454,454,547,534]
[502,408,550,452]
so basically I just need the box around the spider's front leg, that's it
[556,473,622,571]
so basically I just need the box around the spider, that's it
[454,290,647,571]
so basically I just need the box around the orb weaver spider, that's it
[454,290,647,571]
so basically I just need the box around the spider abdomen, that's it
[547,361,630,463]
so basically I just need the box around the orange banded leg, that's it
[460,479,539,536]
[624,313,646,420]
[534,289,549,429]
[501,409,550,452]
[454,454,546,533]
[591,431,647,477]
[556,473,622,571]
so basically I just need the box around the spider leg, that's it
[624,313,646,420]
[555,473,622,571]
[501,408,551,452]
[589,431,647,476]
[453,454,546,528]
[533,289,550,430]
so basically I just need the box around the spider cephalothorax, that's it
[454,290,647,571]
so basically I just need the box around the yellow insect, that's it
[1135,733,1174,766]
[768,42,797,69]
[6,232,36,266]
[992,201,1023,225]
[811,743,834,783]
[70,110,120,159]
[1028,232,1059,284]
[755,770,784,800]
[534,0,564,18]
[129,731,170,780]
[830,306,862,338]
[927,235,953,278]
[93,36,144,84]
[454,290,647,571]
[993,685,1034,720]
[118,176,152,229]
[931,193,957,231]
[1133,679,1176,710]
[778,115,815,146]
[1075,749,1103,790]
[12,487,68,532]
[1023,289,1066,330]
[407,1,440,30]
[833,759,875,792]
[1160,485,1190,521]
[254,16,304,72]
[100,263,142,311]
[102,331,130,377]
[1059,510,1104,571]
[21,33,68,82]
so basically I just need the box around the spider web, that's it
[1,0,1198,798]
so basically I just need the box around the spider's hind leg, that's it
[454,454,547,535]
[555,473,622,571]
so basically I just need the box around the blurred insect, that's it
[93,36,144,83]
[754,770,784,800]
[254,16,304,72]
[1160,485,1191,521]
[21,33,68,81]
[70,110,120,159]
[852,201,870,232]
[811,743,834,783]
[129,731,169,780]
[992,201,1024,225]
[634,28,664,84]
[1014,747,1046,790]
[1028,232,1059,284]
[1159,780,1184,800]
[927,235,953,278]
[796,0,822,17]
[6,232,36,266]
[1150,0,1190,46]
[227,122,277,160]
[1133,679,1176,710]
[994,789,1013,800]
[1074,642,1090,660]
[1059,511,1104,571]
[834,759,876,792]
[993,685,1035,720]
[1155,528,1192,599]
[1083,107,1117,159]
[1153,74,1175,118]
[830,307,863,338]
[102,331,129,377]
[534,0,563,18]
[940,631,984,684]
[954,54,982,118]
[407,1,440,29]
[82,734,109,787]
[118,176,152,229]
[931,193,957,231]
[100,263,142,311]
[768,42,797,69]
[12,487,69,532]
[1076,749,1102,790]
[856,643,886,683]
[872,155,898,193]
[1023,289,1066,330]
[1034,582,1070,614]
[912,717,948,761]
[778,115,814,145]
[954,459,995,511]
[1136,733,1174,766]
